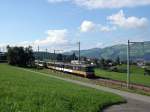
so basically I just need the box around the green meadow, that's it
[0,64,124,112]
[95,65,150,87]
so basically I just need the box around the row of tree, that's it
[93,57,122,68]
[6,46,78,67]
[55,53,78,62]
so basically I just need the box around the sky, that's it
[0,0,150,51]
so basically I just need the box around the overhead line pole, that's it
[127,40,145,88]
[38,45,39,69]
[54,50,56,66]
[127,40,130,88]
[78,41,80,64]
[142,42,145,69]
[46,48,48,61]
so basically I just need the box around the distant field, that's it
[0,64,123,112]
[95,65,150,87]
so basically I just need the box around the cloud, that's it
[48,0,70,3]
[0,43,7,47]
[80,20,96,32]
[33,29,68,46]
[100,26,116,32]
[79,10,148,33]
[1,29,69,51]
[48,0,150,9]
[107,10,148,29]
[80,20,116,33]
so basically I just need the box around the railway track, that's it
[50,68,150,93]
[37,61,150,93]
[93,77,150,92]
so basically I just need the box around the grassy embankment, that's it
[0,64,124,112]
[95,65,150,87]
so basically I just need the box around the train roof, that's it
[47,61,94,68]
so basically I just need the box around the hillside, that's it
[34,42,150,61]
[64,48,101,59]
[65,41,150,61]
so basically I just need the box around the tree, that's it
[57,54,63,61]
[116,56,120,65]
[99,58,106,69]
[62,53,77,62]
[24,46,35,66]
[99,58,114,69]
[71,52,77,60]
[7,46,34,67]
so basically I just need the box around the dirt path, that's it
[103,98,150,112]
[18,68,150,112]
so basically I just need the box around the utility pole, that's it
[37,45,40,69]
[78,41,80,64]
[127,40,130,88]
[54,50,56,66]
[127,40,146,88]
[142,42,145,68]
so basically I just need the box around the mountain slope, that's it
[65,42,150,61]
[65,48,102,58]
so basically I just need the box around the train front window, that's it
[86,67,94,72]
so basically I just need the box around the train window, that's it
[72,65,80,70]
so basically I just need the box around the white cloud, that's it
[100,26,116,32]
[0,43,7,47]
[79,10,148,33]
[80,20,96,32]
[33,29,68,46]
[0,29,69,51]
[107,10,148,29]
[48,0,70,3]
[48,0,150,9]
[80,20,116,33]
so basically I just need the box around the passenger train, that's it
[35,60,95,78]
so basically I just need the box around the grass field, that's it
[0,64,124,112]
[95,65,150,87]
